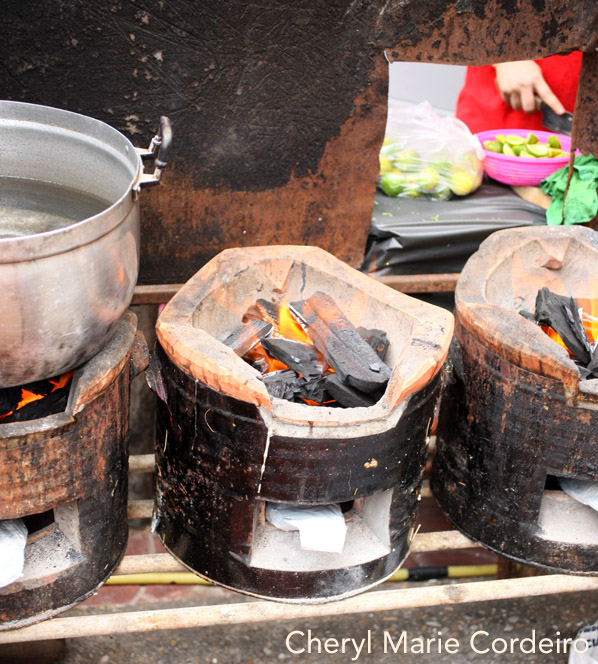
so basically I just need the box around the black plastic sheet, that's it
[362,181,547,276]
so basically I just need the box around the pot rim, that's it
[0,100,142,263]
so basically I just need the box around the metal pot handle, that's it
[135,116,173,190]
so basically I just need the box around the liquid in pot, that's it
[0,177,111,239]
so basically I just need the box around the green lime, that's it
[526,133,539,145]
[502,143,515,156]
[519,147,535,158]
[495,134,507,145]
[418,167,440,192]
[547,135,562,149]
[430,186,452,201]
[512,145,523,156]
[393,149,420,172]
[483,140,502,153]
[379,172,404,197]
[526,143,549,157]
[505,134,526,147]
[402,185,421,199]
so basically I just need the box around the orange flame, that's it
[276,305,312,345]
[0,370,73,422]
[577,294,598,343]
[541,325,570,353]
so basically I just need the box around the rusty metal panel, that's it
[379,0,598,65]
[2,1,598,284]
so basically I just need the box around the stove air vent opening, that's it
[538,475,598,546]
[5,501,83,590]
[250,489,393,572]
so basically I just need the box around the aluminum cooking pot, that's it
[0,101,171,387]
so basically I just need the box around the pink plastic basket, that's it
[476,129,571,187]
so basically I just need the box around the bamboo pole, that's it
[1,575,596,644]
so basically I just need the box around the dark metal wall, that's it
[2,1,598,284]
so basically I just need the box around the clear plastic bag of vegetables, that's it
[378,101,484,200]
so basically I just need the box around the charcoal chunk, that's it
[262,370,304,400]
[357,327,390,360]
[290,293,391,393]
[222,320,273,356]
[242,299,280,327]
[324,374,378,408]
[296,375,330,404]
[535,288,592,365]
[261,337,323,379]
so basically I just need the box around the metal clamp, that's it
[135,116,173,190]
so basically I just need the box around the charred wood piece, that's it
[242,299,280,328]
[290,293,391,393]
[535,288,592,365]
[261,338,323,379]
[324,374,377,408]
[296,375,330,404]
[262,370,304,401]
[358,327,390,361]
[222,320,273,356]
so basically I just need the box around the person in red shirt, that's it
[455,52,582,134]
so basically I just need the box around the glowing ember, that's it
[0,371,73,423]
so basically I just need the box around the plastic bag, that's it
[560,478,598,512]
[0,518,28,588]
[378,101,484,200]
[266,503,347,553]
[362,183,546,277]
[568,621,598,663]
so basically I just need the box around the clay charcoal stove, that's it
[432,226,598,574]
[0,313,148,629]
[151,246,453,602]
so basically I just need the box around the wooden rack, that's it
[2,274,597,645]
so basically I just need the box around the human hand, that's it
[493,61,566,115]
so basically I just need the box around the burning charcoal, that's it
[290,293,391,393]
[0,386,21,419]
[262,370,304,401]
[6,388,69,423]
[535,288,592,365]
[261,338,323,379]
[222,320,273,356]
[242,299,280,327]
[324,374,377,408]
[296,375,330,404]
[358,327,390,361]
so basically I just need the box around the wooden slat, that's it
[131,284,182,305]
[112,529,476,578]
[376,273,459,293]
[128,454,155,474]
[1,575,596,643]
[131,273,460,306]
[127,499,154,519]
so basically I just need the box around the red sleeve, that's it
[455,52,582,134]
